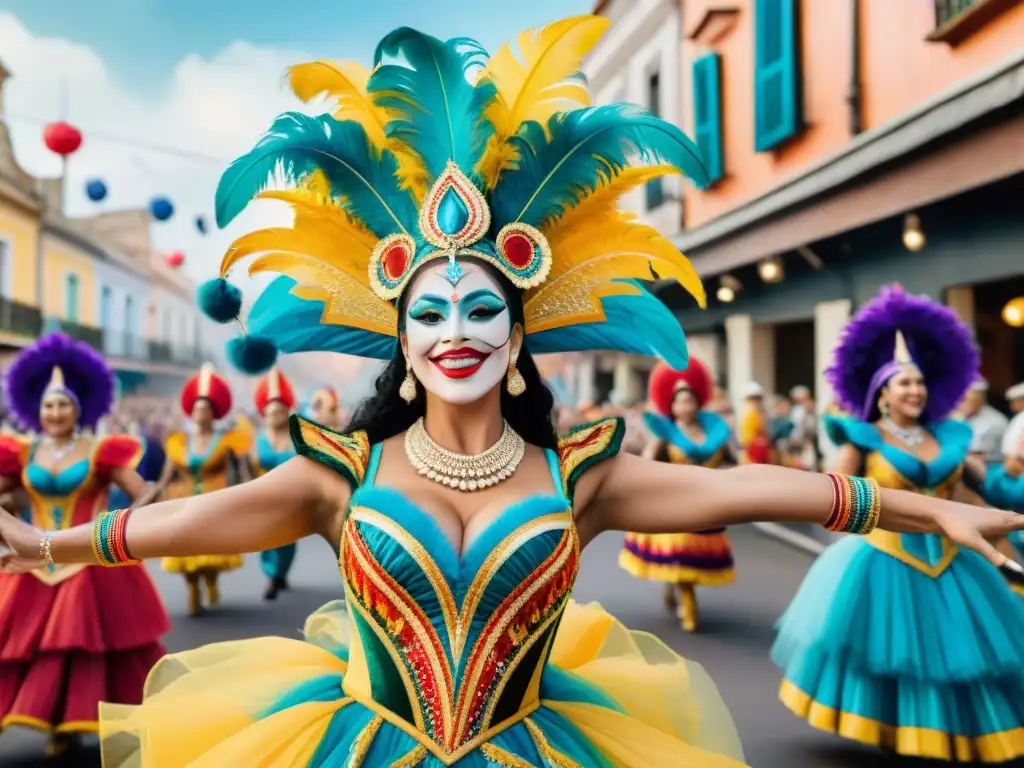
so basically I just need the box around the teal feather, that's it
[490,104,709,228]
[214,112,417,237]
[368,28,497,185]
[248,277,396,360]
[527,280,688,369]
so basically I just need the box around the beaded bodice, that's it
[290,414,623,764]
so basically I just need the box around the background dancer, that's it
[620,359,734,631]
[159,363,250,615]
[773,285,1024,763]
[0,333,168,757]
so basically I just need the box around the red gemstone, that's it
[503,232,534,269]
[383,242,410,280]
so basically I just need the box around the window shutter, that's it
[754,0,800,151]
[692,53,724,183]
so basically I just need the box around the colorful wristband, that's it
[91,508,142,567]
[824,473,881,535]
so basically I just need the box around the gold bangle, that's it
[38,532,55,572]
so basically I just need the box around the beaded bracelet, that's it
[38,532,55,573]
[91,508,142,567]
[823,473,881,535]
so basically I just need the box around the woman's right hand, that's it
[0,506,45,571]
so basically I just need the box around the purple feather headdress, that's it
[826,285,978,423]
[2,333,115,432]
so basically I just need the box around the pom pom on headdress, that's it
[2,332,115,432]
[827,284,978,423]
[197,278,243,324]
[227,335,279,375]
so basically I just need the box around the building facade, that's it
[0,59,227,403]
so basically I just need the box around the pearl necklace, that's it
[882,418,926,447]
[405,418,525,492]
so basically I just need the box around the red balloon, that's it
[165,251,185,268]
[43,122,83,156]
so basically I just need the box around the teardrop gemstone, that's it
[437,185,470,237]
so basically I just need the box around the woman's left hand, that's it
[934,504,1024,570]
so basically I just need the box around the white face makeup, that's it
[403,258,515,405]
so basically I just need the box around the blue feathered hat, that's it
[199,16,710,374]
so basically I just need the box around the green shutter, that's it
[65,274,79,323]
[754,0,801,151]
[692,53,724,183]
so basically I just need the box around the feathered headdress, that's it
[648,358,713,415]
[827,284,978,423]
[2,333,115,432]
[181,363,234,420]
[198,16,709,374]
[254,367,296,414]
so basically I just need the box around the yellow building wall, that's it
[42,235,97,324]
[0,195,40,305]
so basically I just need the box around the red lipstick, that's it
[429,347,490,379]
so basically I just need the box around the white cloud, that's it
[0,12,375,392]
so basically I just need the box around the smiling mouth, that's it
[429,348,490,379]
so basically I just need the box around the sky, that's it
[0,1,592,388]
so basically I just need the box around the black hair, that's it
[345,260,558,449]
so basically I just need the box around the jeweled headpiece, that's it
[2,333,114,432]
[199,16,710,374]
[827,285,978,423]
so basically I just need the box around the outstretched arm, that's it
[574,453,1024,566]
[0,455,347,568]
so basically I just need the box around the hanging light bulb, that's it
[717,285,736,303]
[902,213,926,252]
[1003,297,1024,328]
[758,256,784,284]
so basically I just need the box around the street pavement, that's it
[2,527,1021,767]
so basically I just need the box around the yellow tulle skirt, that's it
[99,600,746,767]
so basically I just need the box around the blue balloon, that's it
[194,214,207,234]
[85,178,107,202]
[149,197,174,221]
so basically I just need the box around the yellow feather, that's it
[477,16,610,188]
[524,215,706,333]
[287,60,429,200]
[219,187,377,286]
[247,253,397,337]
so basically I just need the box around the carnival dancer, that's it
[773,285,1024,763]
[249,366,298,600]
[160,363,250,615]
[0,20,1022,768]
[0,333,168,756]
[620,359,734,631]
[305,385,342,429]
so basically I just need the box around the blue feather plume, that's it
[490,104,709,228]
[527,280,688,369]
[214,112,418,237]
[369,28,496,185]
[247,277,397,360]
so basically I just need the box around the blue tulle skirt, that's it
[772,534,1024,762]
[260,544,297,582]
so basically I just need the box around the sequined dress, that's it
[619,412,734,586]
[772,415,1024,762]
[0,435,168,735]
[99,417,747,767]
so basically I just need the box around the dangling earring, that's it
[878,399,890,417]
[506,349,526,397]
[400,358,418,404]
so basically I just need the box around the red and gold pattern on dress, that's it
[557,417,625,501]
[290,415,369,489]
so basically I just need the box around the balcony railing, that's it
[935,0,978,25]
[0,298,43,339]
[61,321,105,350]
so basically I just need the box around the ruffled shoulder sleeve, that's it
[94,435,145,479]
[221,427,254,456]
[930,419,972,464]
[557,417,625,503]
[289,414,370,492]
[0,435,29,480]
[822,414,882,453]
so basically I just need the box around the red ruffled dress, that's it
[0,435,169,736]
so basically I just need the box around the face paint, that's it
[403,258,513,405]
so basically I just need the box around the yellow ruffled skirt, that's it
[100,600,746,767]
[160,554,244,575]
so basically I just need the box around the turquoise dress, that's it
[98,417,747,767]
[977,465,1024,557]
[253,432,298,582]
[773,415,1024,763]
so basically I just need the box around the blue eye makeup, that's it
[461,289,507,322]
[408,295,449,325]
